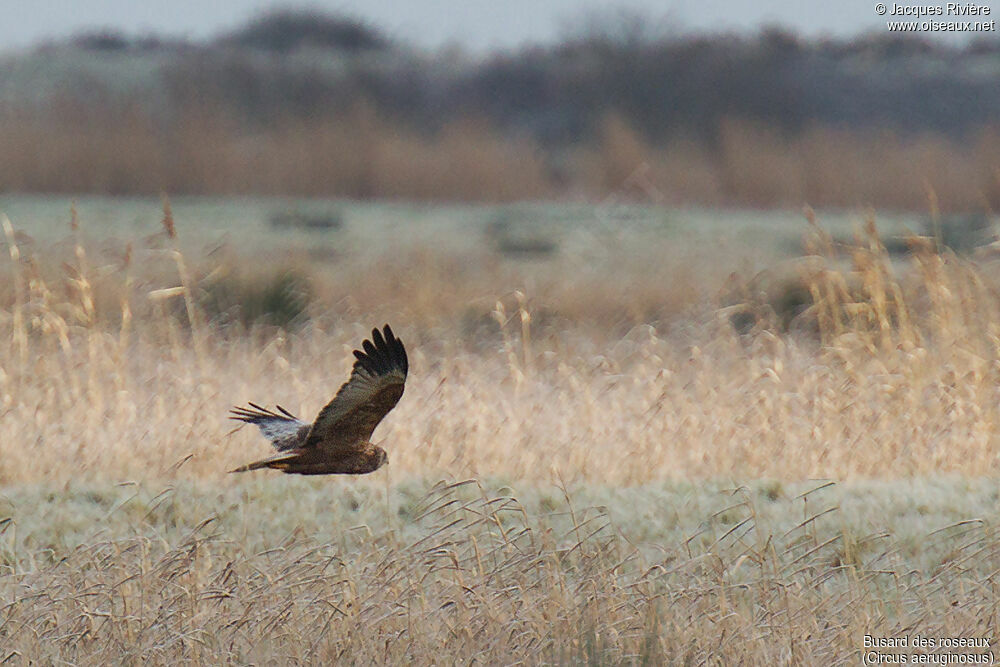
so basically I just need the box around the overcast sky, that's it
[0,0,986,52]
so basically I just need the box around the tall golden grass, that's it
[2,208,1000,661]
[2,101,998,210]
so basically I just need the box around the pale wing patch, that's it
[230,403,309,452]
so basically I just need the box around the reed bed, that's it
[2,102,998,210]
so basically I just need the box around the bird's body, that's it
[230,324,407,475]
[231,438,387,475]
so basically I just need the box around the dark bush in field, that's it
[219,9,391,53]
[199,269,313,329]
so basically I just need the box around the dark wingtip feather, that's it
[384,323,408,375]
[230,403,299,423]
[382,323,407,375]
[352,324,408,378]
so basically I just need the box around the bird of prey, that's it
[230,324,408,475]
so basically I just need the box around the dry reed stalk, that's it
[492,298,523,388]
[1,215,27,368]
[120,242,133,352]
[515,290,534,375]
[160,194,206,364]
[66,203,107,417]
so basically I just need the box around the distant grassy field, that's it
[1,197,998,663]
[0,193,921,254]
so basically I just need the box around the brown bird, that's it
[230,324,408,475]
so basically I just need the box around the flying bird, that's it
[230,324,408,475]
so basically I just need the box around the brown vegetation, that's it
[0,102,550,201]
[2,100,998,210]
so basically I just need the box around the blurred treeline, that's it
[1,9,998,209]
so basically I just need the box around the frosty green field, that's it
[2,477,999,663]
[0,193,922,261]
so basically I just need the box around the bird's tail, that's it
[229,451,301,473]
[229,459,272,473]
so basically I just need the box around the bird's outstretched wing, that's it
[230,402,310,452]
[302,324,408,454]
